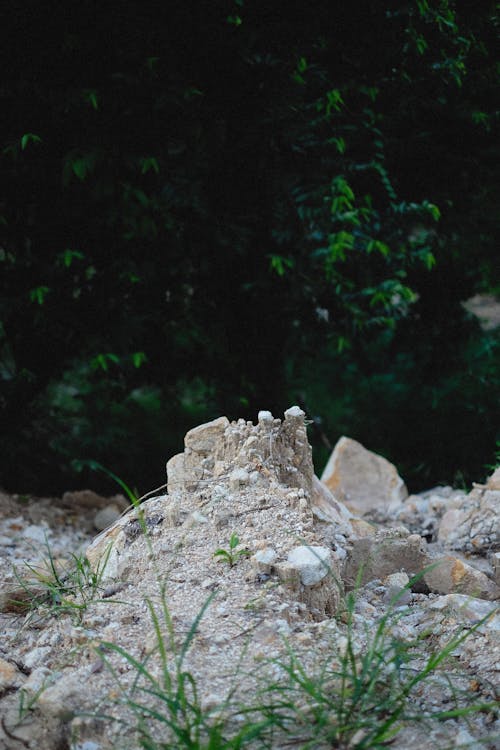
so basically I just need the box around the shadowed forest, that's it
[1,0,498,495]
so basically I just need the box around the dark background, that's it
[1,0,498,497]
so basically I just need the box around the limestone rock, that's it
[184,416,230,454]
[166,452,186,495]
[86,492,179,580]
[37,668,92,720]
[320,436,408,515]
[343,529,430,588]
[0,657,24,689]
[251,548,277,574]
[383,572,412,605]
[276,546,342,618]
[168,407,314,497]
[438,485,500,553]
[427,594,500,633]
[310,475,354,533]
[423,556,500,600]
[286,546,332,586]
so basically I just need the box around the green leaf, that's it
[415,36,428,55]
[214,550,231,562]
[132,351,147,368]
[183,87,204,99]
[91,353,120,372]
[140,157,160,175]
[325,89,344,115]
[133,188,149,207]
[297,57,307,73]
[72,158,88,180]
[367,240,390,257]
[58,249,84,268]
[328,231,354,263]
[329,136,346,154]
[29,286,50,305]
[426,203,441,221]
[423,252,436,270]
[83,89,99,110]
[21,133,42,150]
[227,14,242,25]
[337,336,350,353]
[269,255,294,276]
[472,111,490,130]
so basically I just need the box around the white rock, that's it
[287,546,331,585]
[284,405,305,419]
[251,548,277,573]
[258,410,273,422]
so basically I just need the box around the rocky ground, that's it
[0,408,498,750]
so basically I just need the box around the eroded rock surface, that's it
[87,407,344,618]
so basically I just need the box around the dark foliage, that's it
[1,1,498,494]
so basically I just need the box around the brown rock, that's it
[423,556,500,600]
[62,489,128,511]
[0,657,24,689]
[184,416,230,454]
[343,530,430,588]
